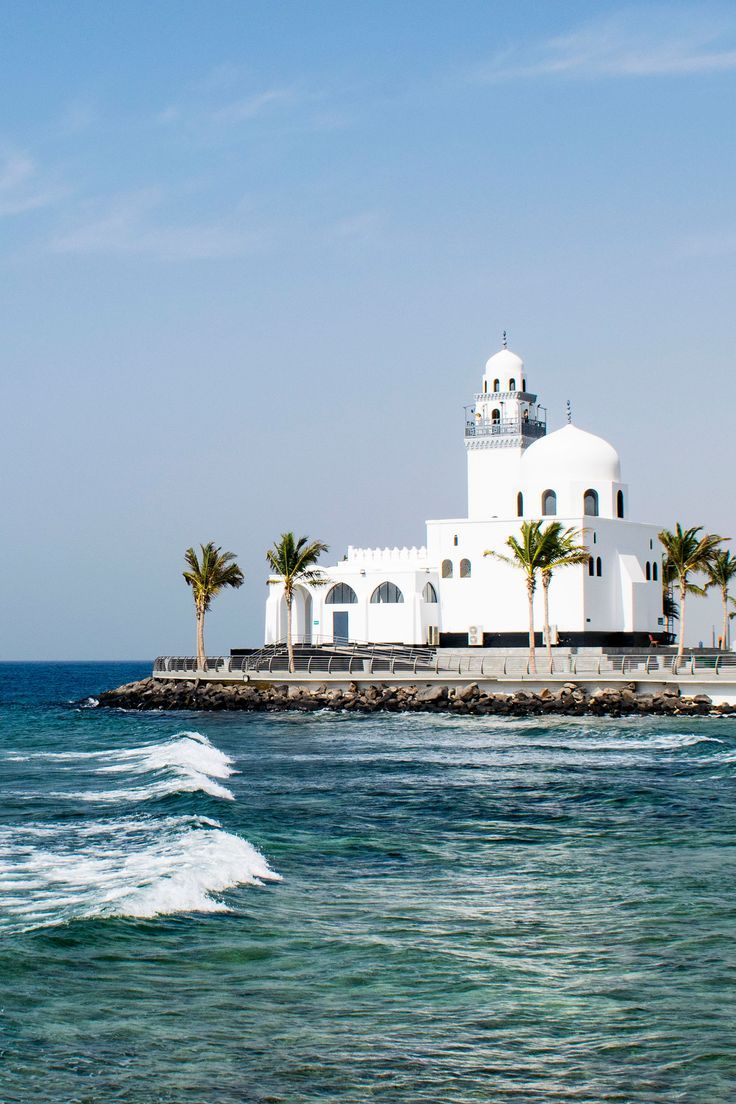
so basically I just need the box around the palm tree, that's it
[485,520,550,674]
[704,549,736,650]
[538,524,590,666]
[183,543,244,667]
[266,533,329,673]
[658,525,725,656]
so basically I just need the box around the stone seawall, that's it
[97,677,736,717]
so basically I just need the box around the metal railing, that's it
[465,418,546,440]
[154,649,736,679]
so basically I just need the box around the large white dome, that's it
[522,424,621,482]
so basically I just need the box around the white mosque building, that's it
[265,340,666,649]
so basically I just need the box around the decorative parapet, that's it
[346,545,428,563]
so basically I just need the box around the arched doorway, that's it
[278,585,313,645]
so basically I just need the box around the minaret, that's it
[465,337,546,518]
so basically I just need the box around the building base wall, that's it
[439,631,670,649]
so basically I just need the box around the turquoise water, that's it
[1,663,735,1103]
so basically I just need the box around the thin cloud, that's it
[328,210,385,243]
[155,82,296,130]
[57,99,99,137]
[0,151,61,216]
[209,88,294,124]
[49,190,260,261]
[475,8,736,81]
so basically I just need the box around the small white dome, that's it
[484,348,524,376]
[522,424,621,482]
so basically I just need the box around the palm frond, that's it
[266,532,329,588]
[183,542,244,611]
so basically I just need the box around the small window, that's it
[593,531,597,544]
[491,408,500,424]
[596,556,602,577]
[542,489,557,516]
[588,557,595,577]
[423,582,438,603]
[453,534,458,546]
[493,378,500,392]
[460,558,471,578]
[509,377,516,391]
[370,581,404,604]
[522,378,526,391]
[441,559,453,579]
[583,489,599,517]
[516,491,524,517]
[326,583,358,604]
[483,380,487,393]
[645,562,651,581]
[653,562,658,582]
[617,490,625,518]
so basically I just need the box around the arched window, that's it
[493,378,500,392]
[326,582,358,604]
[645,562,651,581]
[423,582,438,603]
[583,489,599,517]
[588,556,595,577]
[441,559,453,578]
[653,561,658,582]
[509,377,516,391]
[370,581,404,604]
[617,490,624,518]
[460,558,471,578]
[596,557,602,577]
[453,534,458,546]
[522,378,526,391]
[542,489,557,516]
[517,491,524,517]
[491,408,500,424]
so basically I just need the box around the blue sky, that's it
[1,1,734,658]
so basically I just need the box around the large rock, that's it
[415,685,447,704]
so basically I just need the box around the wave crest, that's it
[0,817,281,932]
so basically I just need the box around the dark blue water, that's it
[1,663,735,1103]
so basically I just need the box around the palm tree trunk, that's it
[542,572,552,669]
[286,594,295,674]
[196,607,206,668]
[723,588,729,651]
[677,579,687,658]
[527,576,537,675]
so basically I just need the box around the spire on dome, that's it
[502,330,508,349]
[566,399,572,424]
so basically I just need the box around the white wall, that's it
[427,515,663,638]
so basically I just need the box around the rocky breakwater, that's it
[96,678,736,716]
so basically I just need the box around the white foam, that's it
[20,732,238,804]
[0,816,281,932]
[97,731,235,780]
[74,768,235,803]
[519,732,723,752]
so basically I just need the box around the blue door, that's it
[332,611,349,644]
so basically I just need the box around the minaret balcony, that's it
[475,390,537,403]
[465,415,547,440]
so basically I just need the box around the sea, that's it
[0,662,734,1103]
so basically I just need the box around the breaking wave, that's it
[27,732,237,803]
[0,815,281,933]
[97,731,235,779]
